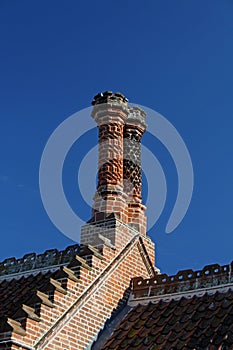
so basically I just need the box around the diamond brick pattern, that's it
[123,132,142,198]
[123,109,146,201]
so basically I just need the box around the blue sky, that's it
[0,0,233,275]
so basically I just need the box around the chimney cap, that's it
[91,91,128,106]
[127,106,147,128]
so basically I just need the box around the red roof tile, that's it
[96,262,233,349]
[101,290,233,349]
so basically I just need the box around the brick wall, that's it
[37,236,155,349]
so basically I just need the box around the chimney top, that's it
[127,106,147,129]
[92,91,128,106]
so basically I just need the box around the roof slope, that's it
[0,243,101,339]
[102,290,233,349]
[99,262,233,350]
[0,232,156,349]
[0,244,82,322]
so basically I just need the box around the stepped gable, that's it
[98,262,233,349]
[0,243,105,342]
[0,235,155,349]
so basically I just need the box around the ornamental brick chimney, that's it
[80,92,148,250]
[124,106,147,235]
[91,91,129,224]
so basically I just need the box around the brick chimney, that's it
[80,92,148,250]
[91,91,129,224]
[124,106,147,235]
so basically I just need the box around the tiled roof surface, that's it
[101,262,233,349]
[102,290,233,349]
[0,271,54,319]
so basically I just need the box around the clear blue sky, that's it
[0,1,233,275]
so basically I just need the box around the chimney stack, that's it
[124,106,147,235]
[80,92,147,250]
[91,91,129,224]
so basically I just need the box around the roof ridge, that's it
[0,244,81,279]
[131,261,233,303]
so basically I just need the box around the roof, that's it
[0,233,155,349]
[1,241,233,349]
[0,244,101,335]
[96,262,233,349]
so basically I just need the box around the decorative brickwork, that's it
[90,92,129,226]
[1,91,232,350]
[81,93,149,248]
[123,106,147,235]
[0,92,157,350]
[123,106,147,201]
[0,236,155,350]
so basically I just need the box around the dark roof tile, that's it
[101,282,233,349]
[0,243,101,336]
